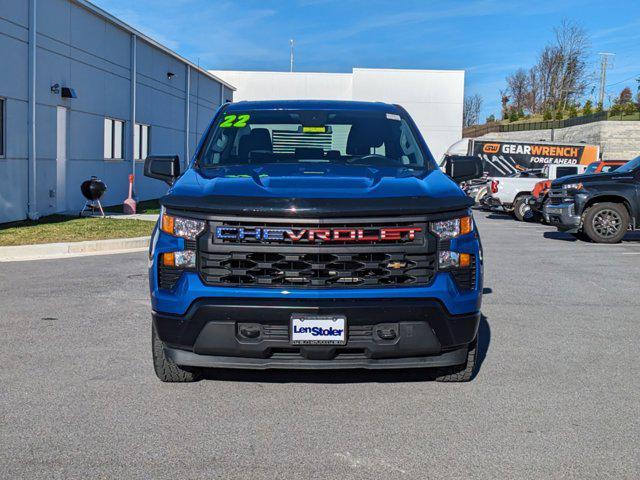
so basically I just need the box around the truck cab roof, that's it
[225,99,400,113]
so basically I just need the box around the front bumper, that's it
[527,196,545,214]
[543,202,581,232]
[484,196,503,208]
[154,298,480,370]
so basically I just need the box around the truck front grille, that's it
[199,251,436,287]
[548,189,567,205]
[196,217,438,289]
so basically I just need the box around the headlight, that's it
[430,216,472,239]
[160,207,205,240]
[438,251,472,269]
[562,182,583,191]
[161,250,196,268]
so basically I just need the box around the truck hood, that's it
[162,164,472,217]
[551,171,625,188]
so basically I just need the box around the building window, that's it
[134,123,150,160]
[104,118,124,159]
[0,98,5,157]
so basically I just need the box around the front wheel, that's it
[152,322,201,382]
[513,195,539,222]
[435,337,478,382]
[473,187,488,209]
[582,202,629,244]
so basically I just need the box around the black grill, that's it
[256,324,375,340]
[450,255,476,290]
[200,251,436,287]
[196,217,439,289]
[158,265,183,290]
[548,189,566,205]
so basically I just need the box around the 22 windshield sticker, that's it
[220,114,250,128]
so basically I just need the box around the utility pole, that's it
[597,52,615,108]
[290,39,294,72]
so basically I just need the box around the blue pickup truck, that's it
[145,100,484,382]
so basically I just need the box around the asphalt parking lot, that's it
[1,211,639,479]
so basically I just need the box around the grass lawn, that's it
[607,112,640,121]
[104,199,161,214]
[0,215,155,247]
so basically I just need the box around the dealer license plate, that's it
[290,314,347,345]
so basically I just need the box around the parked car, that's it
[486,164,587,221]
[544,155,640,243]
[531,160,627,219]
[144,100,485,382]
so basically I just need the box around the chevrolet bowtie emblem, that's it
[387,261,407,269]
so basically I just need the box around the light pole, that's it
[290,39,294,72]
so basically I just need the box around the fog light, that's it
[376,326,397,340]
[239,323,261,339]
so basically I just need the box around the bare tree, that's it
[501,20,591,116]
[463,93,483,127]
[506,68,528,112]
[526,67,540,113]
[553,20,590,109]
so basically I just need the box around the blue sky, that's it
[94,0,640,120]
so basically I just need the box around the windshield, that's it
[197,109,433,170]
[613,156,640,173]
[585,162,599,173]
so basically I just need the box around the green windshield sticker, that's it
[302,126,327,133]
[234,114,250,128]
[220,114,251,128]
[220,115,236,127]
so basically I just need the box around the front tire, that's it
[473,187,488,209]
[435,337,478,382]
[582,202,629,244]
[513,195,539,222]
[152,322,201,382]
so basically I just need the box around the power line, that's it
[606,73,640,88]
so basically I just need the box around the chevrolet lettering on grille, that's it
[215,226,422,243]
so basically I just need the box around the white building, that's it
[0,0,234,224]
[210,68,464,161]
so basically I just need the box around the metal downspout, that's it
[130,34,137,193]
[27,0,39,219]
[184,65,190,168]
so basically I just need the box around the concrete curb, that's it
[0,236,150,262]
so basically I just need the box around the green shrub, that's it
[582,100,593,116]
[610,103,622,116]
[623,102,637,116]
[555,110,563,120]
[568,105,578,118]
[543,110,553,120]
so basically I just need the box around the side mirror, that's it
[445,155,484,183]
[144,155,181,185]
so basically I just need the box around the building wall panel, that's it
[0,0,231,223]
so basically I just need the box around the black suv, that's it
[544,155,640,243]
